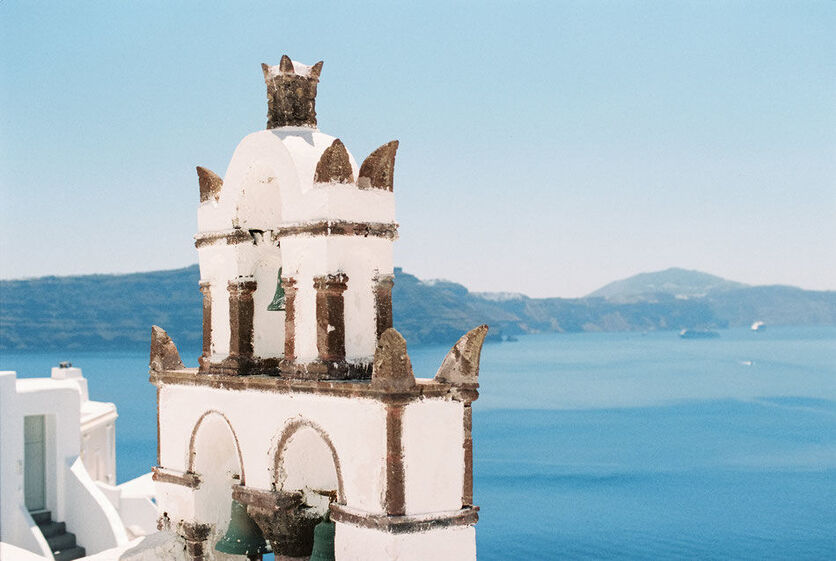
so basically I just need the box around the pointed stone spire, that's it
[372,328,416,392]
[434,325,489,384]
[150,326,185,372]
[196,166,223,203]
[261,56,324,129]
[314,139,354,184]
[358,140,399,191]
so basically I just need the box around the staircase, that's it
[31,510,87,561]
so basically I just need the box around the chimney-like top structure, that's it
[261,55,324,129]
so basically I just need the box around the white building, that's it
[0,365,156,561]
[146,56,489,561]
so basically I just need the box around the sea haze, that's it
[2,326,834,560]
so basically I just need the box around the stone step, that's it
[38,520,67,538]
[30,510,52,524]
[53,546,87,561]
[47,531,77,552]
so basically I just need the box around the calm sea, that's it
[3,326,835,560]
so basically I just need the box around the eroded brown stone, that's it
[385,404,406,515]
[227,278,257,374]
[282,277,297,361]
[374,273,395,340]
[434,324,489,384]
[198,281,211,371]
[262,56,323,129]
[196,166,223,203]
[358,140,399,191]
[150,326,185,372]
[233,486,320,558]
[314,139,354,184]
[314,273,348,363]
[371,328,416,392]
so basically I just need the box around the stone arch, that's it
[188,410,246,485]
[273,418,346,505]
[252,253,285,359]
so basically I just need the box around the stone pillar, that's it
[313,273,348,363]
[282,277,297,361]
[227,278,257,373]
[198,280,212,370]
[384,402,406,516]
[374,273,394,340]
[178,522,211,561]
[463,404,474,506]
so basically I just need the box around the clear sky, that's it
[1,1,834,297]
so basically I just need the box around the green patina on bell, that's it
[267,267,285,311]
[215,500,270,558]
[309,510,336,561]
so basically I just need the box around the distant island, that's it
[1,266,834,351]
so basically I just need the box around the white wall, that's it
[335,523,476,561]
[157,385,388,524]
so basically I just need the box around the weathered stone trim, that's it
[358,141,399,191]
[270,221,398,241]
[374,273,394,340]
[198,280,211,370]
[234,485,320,558]
[152,466,201,489]
[385,404,406,515]
[151,368,478,403]
[314,273,348,363]
[330,505,479,534]
[177,521,212,561]
[227,278,257,374]
[194,228,255,249]
[314,139,354,184]
[278,359,371,381]
[187,410,246,485]
[282,277,297,361]
[262,55,322,129]
[273,419,345,504]
[463,404,474,507]
[196,166,223,203]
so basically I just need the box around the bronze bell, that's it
[215,500,270,560]
[308,510,336,561]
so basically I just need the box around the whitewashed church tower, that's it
[149,56,487,561]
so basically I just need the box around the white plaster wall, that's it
[327,236,393,362]
[191,413,242,546]
[198,127,395,235]
[334,523,476,561]
[280,426,339,514]
[402,399,465,515]
[81,408,118,485]
[157,385,388,515]
[281,236,327,363]
[280,235,393,363]
[0,371,128,556]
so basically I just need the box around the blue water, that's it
[3,326,835,559]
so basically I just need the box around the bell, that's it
[267,268,286,311]
[308,511,336,561]
[215,500,270,560]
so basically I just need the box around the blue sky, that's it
[1,1,834,297]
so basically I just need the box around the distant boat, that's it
[679,329,720,339]
[751,321,766,331]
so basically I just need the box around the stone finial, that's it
[372,328,416,392]
[150,326,185,371]
[261,56,323,129]
[196,166,223,203]
[314,139,354,184]
[358,140,399,191]
[434,325,489,384]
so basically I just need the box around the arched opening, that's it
[274,418,344,508]
[270,418,344,558]
[188,411,245,543]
